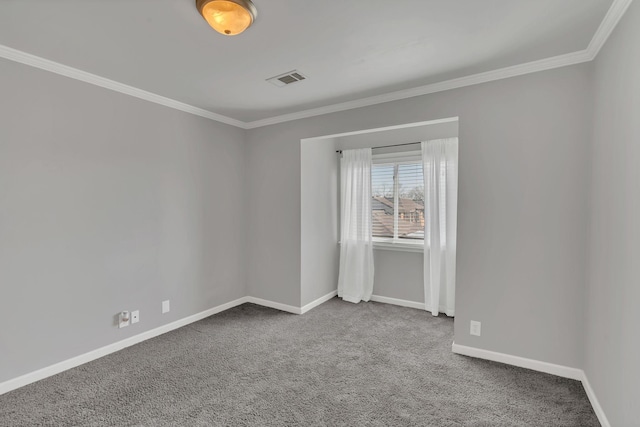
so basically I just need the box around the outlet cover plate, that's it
[131,310,139,324]
[162,300,170,314]
[470,320,481,336]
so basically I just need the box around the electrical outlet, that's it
[131,310,139,324]
[162,300,170,314]
[470,320,481,336]
[118,311,130,328]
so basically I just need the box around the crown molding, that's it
[243,49,592,129]
[244,0,632,129]
[0,44,248,129]
[0,0,632,130]
[586,0,634,59]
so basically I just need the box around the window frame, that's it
[371,150,425,253]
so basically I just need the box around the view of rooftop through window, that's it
[371,161,424,240]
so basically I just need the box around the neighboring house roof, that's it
[372,197,393,215]
[372,210,394,237]
[372,210,424,238]
[398,198,424,213]
[372,196,424,214]
[373,196,394,209]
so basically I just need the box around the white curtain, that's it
[338,148,374,304]
[422,138,458,316]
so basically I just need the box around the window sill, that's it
[373,239,424,253]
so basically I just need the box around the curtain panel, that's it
[338,148,374,303]
[422,138,458,316]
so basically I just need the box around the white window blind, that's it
[371,156,425,242]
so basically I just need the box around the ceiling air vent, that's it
[266,70,307,87]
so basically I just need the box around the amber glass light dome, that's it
[196,0,257,36]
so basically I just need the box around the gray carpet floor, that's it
[0,298,599,426]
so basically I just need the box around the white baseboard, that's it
[370,294,455,316]
[0,295,307,395]
[370,294,424,310]
[245,296,302,314]
[581,372,611,427]
[0,297,611,427]
[0,296,249,396]
[451,342,610,426]
[301,290,337,314]
[451,342,583,380]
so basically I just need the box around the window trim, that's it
[373,237,424,253]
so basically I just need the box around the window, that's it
[371,151,424,250]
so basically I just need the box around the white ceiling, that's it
[0,0,613,124]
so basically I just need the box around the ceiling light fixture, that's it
[196,0,257,36]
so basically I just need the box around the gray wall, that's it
[373,250,423,302]
[0,59,247,383]
[247,64,592,368]
[586,1,640,425]
[300,138,339,306]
